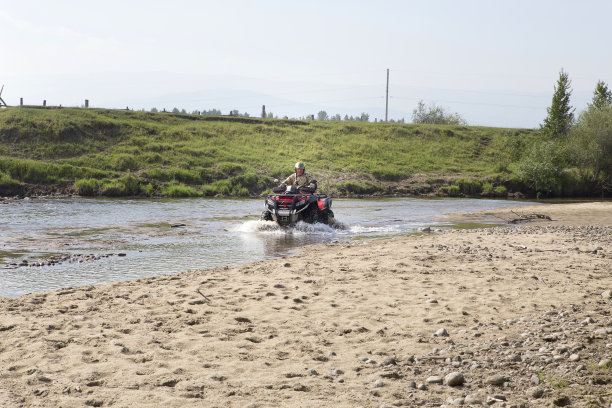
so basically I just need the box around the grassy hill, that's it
[0,107,538,198]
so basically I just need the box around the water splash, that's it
[235,220,338,235]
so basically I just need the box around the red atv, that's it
[260,181,334,227]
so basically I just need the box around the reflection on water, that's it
[0,197,537,297]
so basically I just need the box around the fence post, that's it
[43,100,46,107]
[85,99,89,108]
[20,98,23,106]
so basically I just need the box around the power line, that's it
[389,96,545,110]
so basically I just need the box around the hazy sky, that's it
[2,0,611,127]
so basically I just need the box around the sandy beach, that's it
[1,202,611,407]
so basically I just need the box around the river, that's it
[0,197,536,297]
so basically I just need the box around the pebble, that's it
[568,353,580,362]
[598,358,611,368]
[528,386,544,398]
[373,379,384,388]
[486,396,504,404]
[382,357,397,366]
[434,328,449,337]
[427,299,439,304]
[553,396,571,406]
[464,395,482,405]
[327,369,343,377]
[444,372,465,387]
[426,376,443,384]
[416,383,428,390]
[485,374,507,386]
[581,317,595,325]
[601,290,612,299]
[407,381,416,389]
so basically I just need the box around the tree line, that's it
[517,69,612,196]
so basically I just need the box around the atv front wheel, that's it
[304,205,318,224]
[319,210,334,225]
[260,211,272,221]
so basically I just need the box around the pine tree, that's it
[591,80,612,110]
[542,69,575,138]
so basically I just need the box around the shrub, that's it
[118,174,141,196]
[112,154,139,171]
[453,178,482,195]
[481,182,494,196]
[168,167,201,184]
[146,168,168,181]
[141,183,154,197]
[74,178,101,196]
[516,141,566,196]
[99,179,127,196]
[493,186,508,197]
[0,171,21,195]
[567,105,612,193]
[438,185,461,197]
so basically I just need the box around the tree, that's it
[151,107,158,112]
[359,112,369,122]
[568,105,612,193]
[516,141,566,196]
[541,69,574,138]
[171,107,179,113]
[412,100,467,125]
[590,80,612,110]
[317,110,329,121]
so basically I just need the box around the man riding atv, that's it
[260,161,334,226]
[281,162,317,193]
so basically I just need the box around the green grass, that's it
[0,107,542,197]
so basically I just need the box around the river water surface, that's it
[0,197,536,297]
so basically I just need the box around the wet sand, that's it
[0,202,611,407]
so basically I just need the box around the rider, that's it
[282,162,316,192]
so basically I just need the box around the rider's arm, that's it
[283,174,295,185]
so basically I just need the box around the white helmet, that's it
[295,162,305,170]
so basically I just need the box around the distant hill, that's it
[0,107,538,198]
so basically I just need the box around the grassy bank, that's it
[0,107,542,198]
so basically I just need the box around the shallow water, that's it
[0,197,536,297]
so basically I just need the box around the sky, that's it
[1,0,611,128]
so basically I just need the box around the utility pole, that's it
[385,68,389,122]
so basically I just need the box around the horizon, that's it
[2,1,611,128]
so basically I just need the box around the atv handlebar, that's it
[272,180,317,194]
[297,185,316,194]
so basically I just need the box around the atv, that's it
[260,180,334,227]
